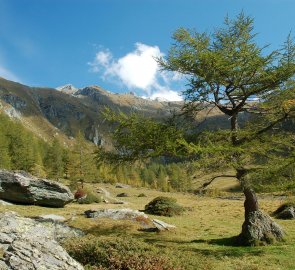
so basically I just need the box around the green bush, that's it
[75,187,102,204]
[144,196,184,217]
[63,235,182,270]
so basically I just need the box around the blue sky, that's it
[0,0,294,100]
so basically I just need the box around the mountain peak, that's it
[56,84,78,94]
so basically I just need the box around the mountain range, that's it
[0,77,187,147]
[0,77,236,148]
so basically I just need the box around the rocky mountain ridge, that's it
[0,77,186,147]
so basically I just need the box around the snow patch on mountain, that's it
[56,84,79,94]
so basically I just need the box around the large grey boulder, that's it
[238,210,284,245]
[0,170,74,207]
[0,212,84,270]
[85,208,148,220]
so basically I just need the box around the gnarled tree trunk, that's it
[237,170,284,245]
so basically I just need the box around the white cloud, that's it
[0,66,20,82]
[149,88,183,102]
[88,43,183,101]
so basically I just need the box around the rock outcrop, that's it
[0,170,74,207]
[273,204,295,219]
[238,210,284,245]
[85,208,148,220]
[0,212,84,270]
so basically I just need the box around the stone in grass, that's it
[273,203,295,220]
[238,210,284,246]
[115,183,130,188]
[116,192,128,197]
[152,219,176,231]
[85,208,148,220]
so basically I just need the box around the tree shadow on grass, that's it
[191,236,240,246]
[141,235,265,258]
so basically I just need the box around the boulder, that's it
[0,212,84,270]
[238,210,284,245]
[273,204,295,220]
[276,207,295,219]
[36,214,66,222]
[0,200,13,206]
[0,170,74,207]
[85,208,148,220]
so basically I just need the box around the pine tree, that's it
[45,138,64,180]
[0,131,11,169]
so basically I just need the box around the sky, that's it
[0,0,294,101]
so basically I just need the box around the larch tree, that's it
[97,13,295,245]
[158,13,295,245]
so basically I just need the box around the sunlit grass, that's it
[1,183,294,269]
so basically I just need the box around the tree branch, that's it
[199,174,237,190]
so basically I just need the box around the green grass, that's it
[1,184,295,269]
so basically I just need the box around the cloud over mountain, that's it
[88,43,183,101]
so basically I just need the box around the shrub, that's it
[78,192,102,204]
[75,187,102,204]
[74,188,86,199]
[63,235,182,270]
[144,196,184,217]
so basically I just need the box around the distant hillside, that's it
[0,77,231,147]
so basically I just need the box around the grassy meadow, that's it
[0,183,294,270]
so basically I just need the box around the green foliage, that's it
[96,108,187,163]
[95,13,295,195]
[63,235,182,270]
[158,13,295,113]
[0,113,47,173]
[144,196,185,217]
[74,186,102,204]
[44,138,65,180]
[67,131,99,183]
[78,192,102,204]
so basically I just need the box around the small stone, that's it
[116,193,128,197]
[115,183,130,188]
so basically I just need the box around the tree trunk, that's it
[243,186,259,219]
[230,113,239,145]
[237,169,284,245]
